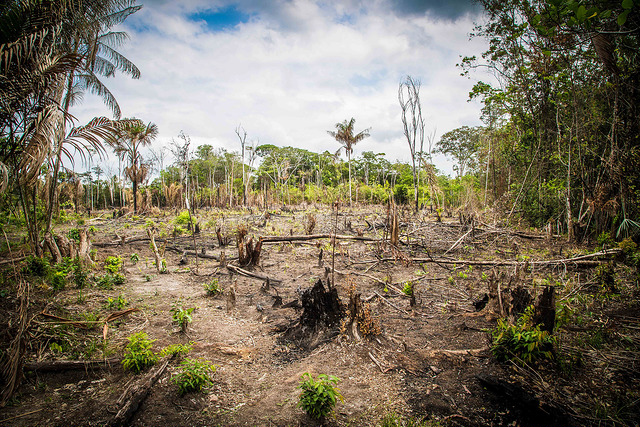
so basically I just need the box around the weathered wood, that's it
[108,355,173,427]
[24,358,121,373]
[146,229,163,274]
[260,233,381,243]
[0,256,27,266]
[226,264,282,283]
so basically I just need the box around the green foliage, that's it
[170,300,195,332]
[490,306,556,365]
[122,332,158,374]
[105,294,128,310]
[174,210,194,227]
[130,253,140,265]
[297,373,343,419]
[594,262,617,294]
[204,279,223,296]
[597,232,614,249]
[160,342,193,357]
[402,282,413,297]
[23,255,50,277]
[104,256,122,275]
[171,358,216,395]
[67,228,81,242]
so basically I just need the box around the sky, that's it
[74,0,489,177]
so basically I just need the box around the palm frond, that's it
[97,42,140,79]
[63,116,120,164]
[617,218,640,239]
[76,72,121,118]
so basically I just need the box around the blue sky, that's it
[74,0,488,176]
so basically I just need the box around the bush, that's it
[174,210,194,227]
[297,373,343,419]
[171,358,216,395]
[104,256,122,274]
[204,279,223,296]
[122,332,158,374]
[490,306,555,365]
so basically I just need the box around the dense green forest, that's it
[1,0,639,252]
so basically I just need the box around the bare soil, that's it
[1,205,639,427]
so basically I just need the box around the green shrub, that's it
[402,282,413,297]
[71,257,88,289]
[104,256,122,274]
[130,253,140,265]
[297,373,343,419]
[171,358,216,395]
[174,210,194,227]
[122,332,158,374]
[204,279,223,296]
[490,306,555,365]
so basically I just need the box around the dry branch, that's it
[0,256,26,266]
[108,355,174,427]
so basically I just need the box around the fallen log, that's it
[261,233,381,243]
[24,357,121,373]
[0,255,27,266]
[382,248,622,268]
[226,264,282,283]
[108,355,174,427]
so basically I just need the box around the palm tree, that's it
[328,118,370,205]
[115,119,158,214]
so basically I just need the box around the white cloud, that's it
[72,0,488,176]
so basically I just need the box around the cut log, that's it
[260,234,381,243]
[108,355,174,427]
[24,357,121,373]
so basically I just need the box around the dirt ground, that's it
[0,204,639,427]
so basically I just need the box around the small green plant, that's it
[88,225,97,234]
[170,300,195,333]
[171,358,215,395]
[51,270,67,290]
[204,279,223,296]
[144,274,152,282]
[160,259,167,274]
[160,342,193,357]
[297,373,343,420]
[597,231,614,249]
[490,306,556,365]
[130,253,140,265]
[402,282,413,297]
[122,332,158,374]
[104,256,122,275]
[105,294,128,310]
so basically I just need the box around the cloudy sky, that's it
[75,0,488,175]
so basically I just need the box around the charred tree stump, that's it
[237,227,262,267]
[282,279,344,350]
[533,286,555,333]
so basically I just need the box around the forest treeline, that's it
[1,0,639,258]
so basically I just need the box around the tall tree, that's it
[115,119,158,214]
[328,118,370,205]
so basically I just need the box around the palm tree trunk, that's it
[348,151,352,206]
